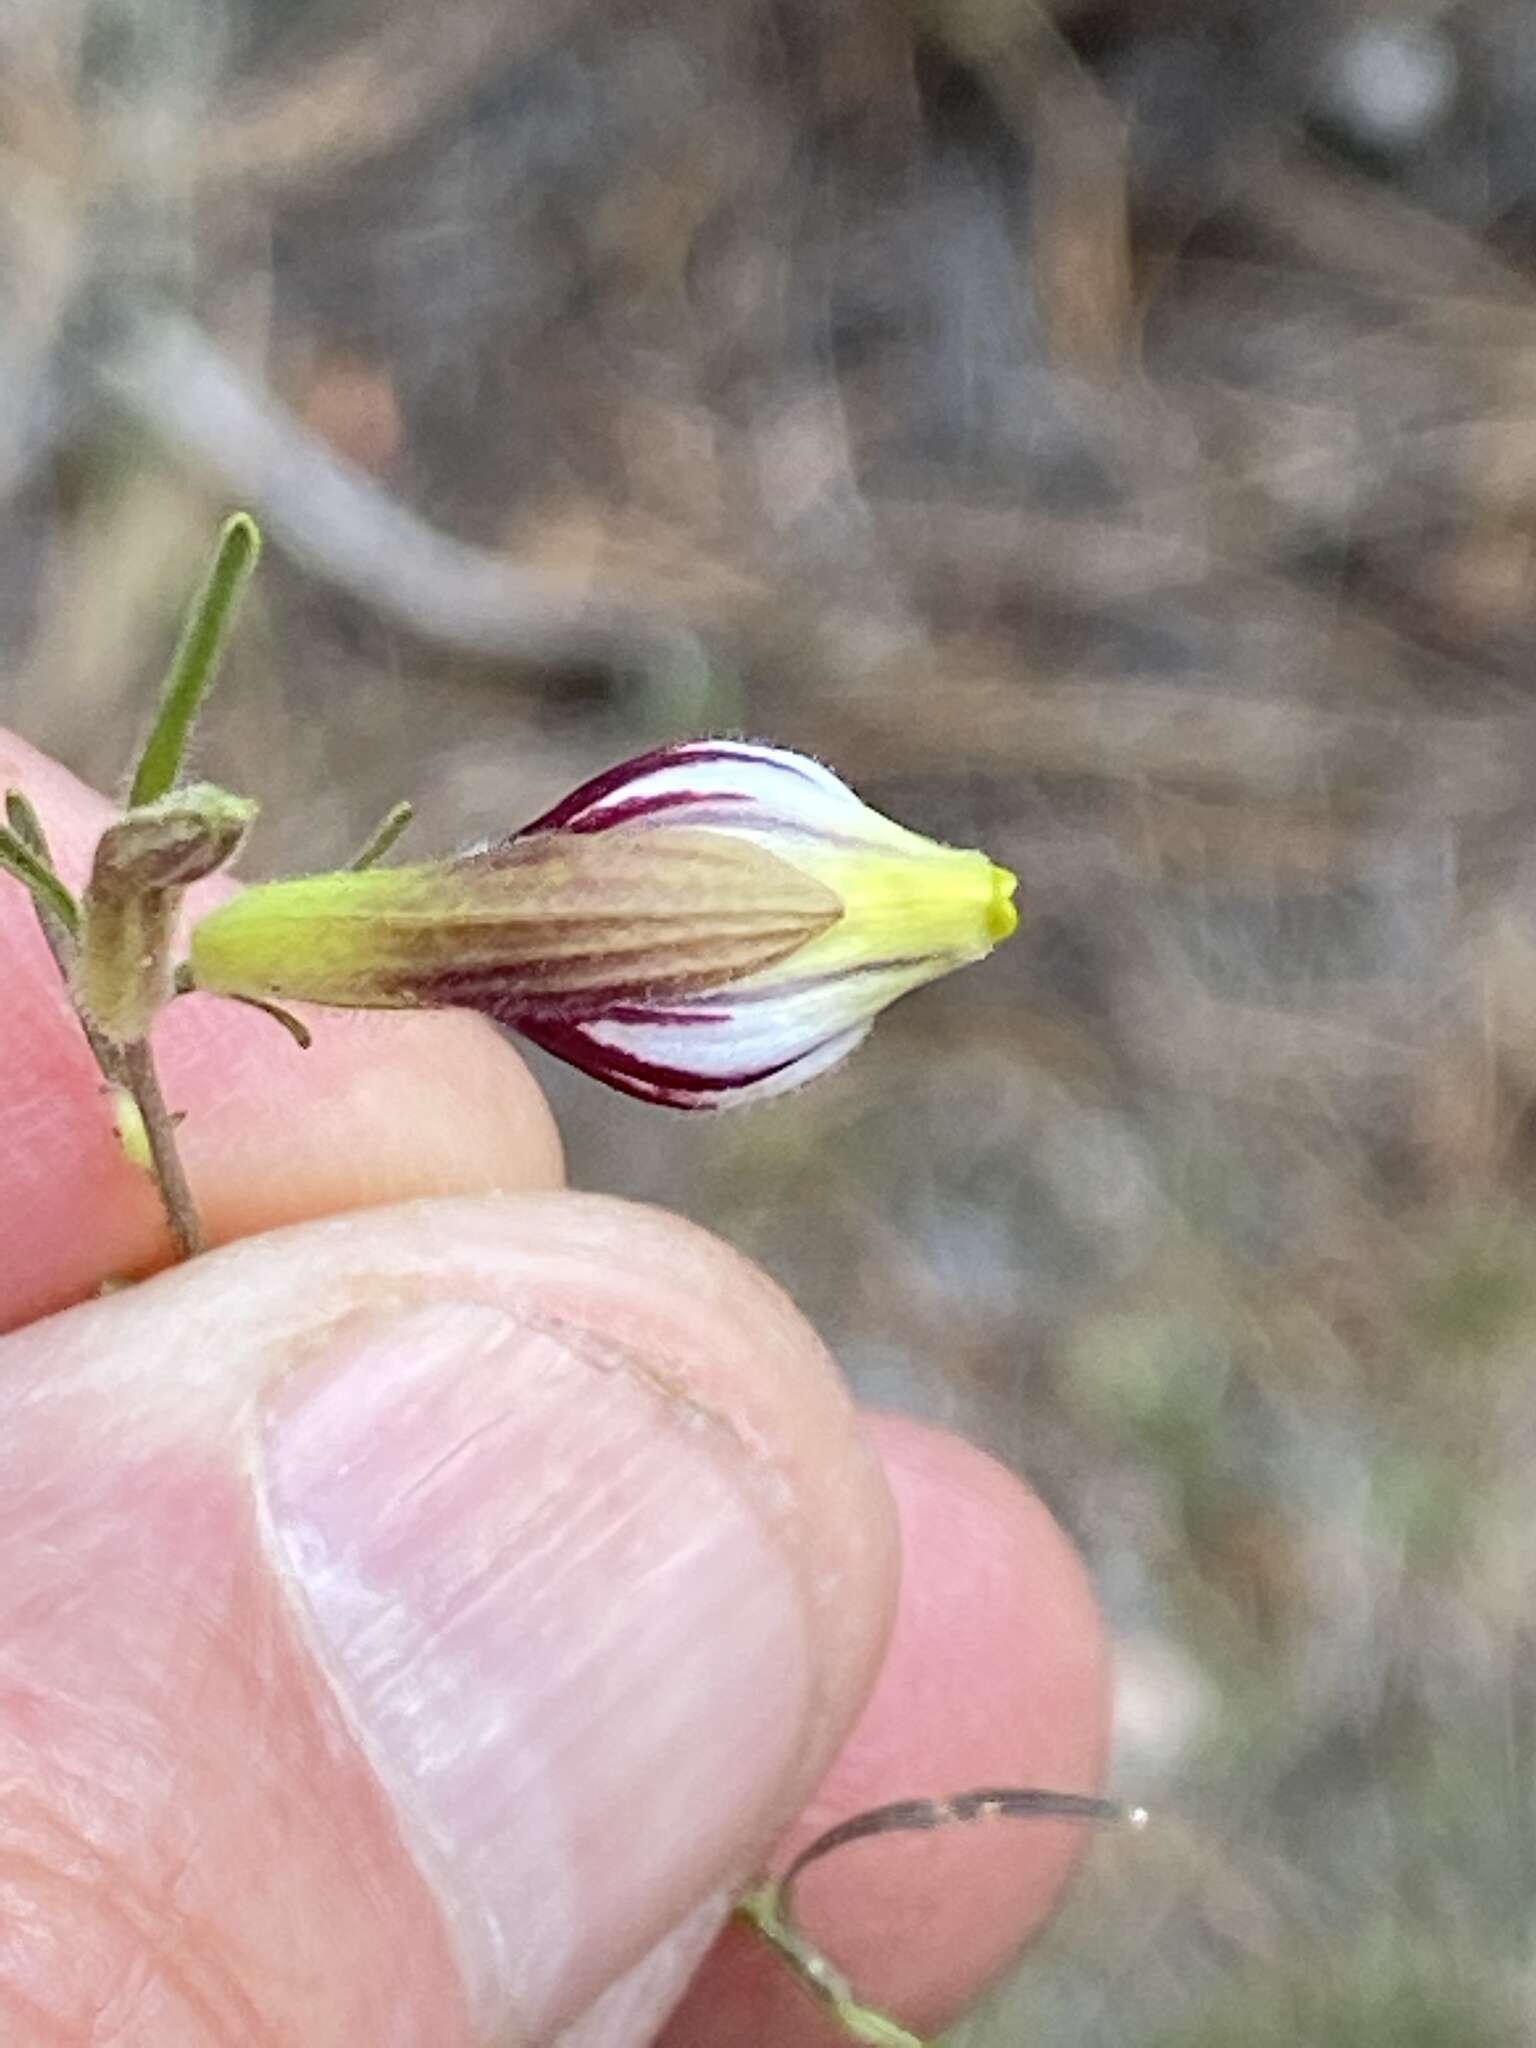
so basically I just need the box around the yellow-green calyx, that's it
[188,828,843,1007]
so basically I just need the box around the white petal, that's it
[685,1022,870,1108]
[555,1012,872,1109]
[583,963,928,1078]
[526,740,919,852]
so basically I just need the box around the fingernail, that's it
[261,1302,813,2036]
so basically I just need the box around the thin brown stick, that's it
[100,309,702,682]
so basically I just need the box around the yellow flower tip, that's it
[987,864,1019,946]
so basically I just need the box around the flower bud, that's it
[186,742,1017,1107]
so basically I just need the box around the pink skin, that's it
[0,732,1109,2045]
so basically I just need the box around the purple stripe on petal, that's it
[555,789,754,836]
[515,1015,787,1103]
[594,1001,734,1027]
[517,741,823,835]
[435,951,930,1042]
[515,1010,857,1106]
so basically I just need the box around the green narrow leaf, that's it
[349,798,414,870]
[0,823,81,937]
[128,511,262,808]
[5,787,51,861]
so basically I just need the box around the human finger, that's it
[658,1414,1110,2044]
[0,1193,898,2045]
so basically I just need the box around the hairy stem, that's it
[115,1038,204,1258]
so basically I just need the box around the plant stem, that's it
[740,1787,1136,2044]
[3,821,202,1254]
[115,1038,205,1258]
[736,1885,924,2047]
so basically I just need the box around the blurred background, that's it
[7,0,1536,2039]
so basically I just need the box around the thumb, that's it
[0,1194,897,2046]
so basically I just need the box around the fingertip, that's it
[860,1414,1111,1828]
[777,1414,1111,2029]
[0,1192,900,2044]
[166,999,565,1242]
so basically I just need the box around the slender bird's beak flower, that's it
[186,741,1018,1107]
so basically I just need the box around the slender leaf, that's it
[349,798,414,870]
[128,511,261,807]
[0,824,80,937]
[5,787,51,861]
